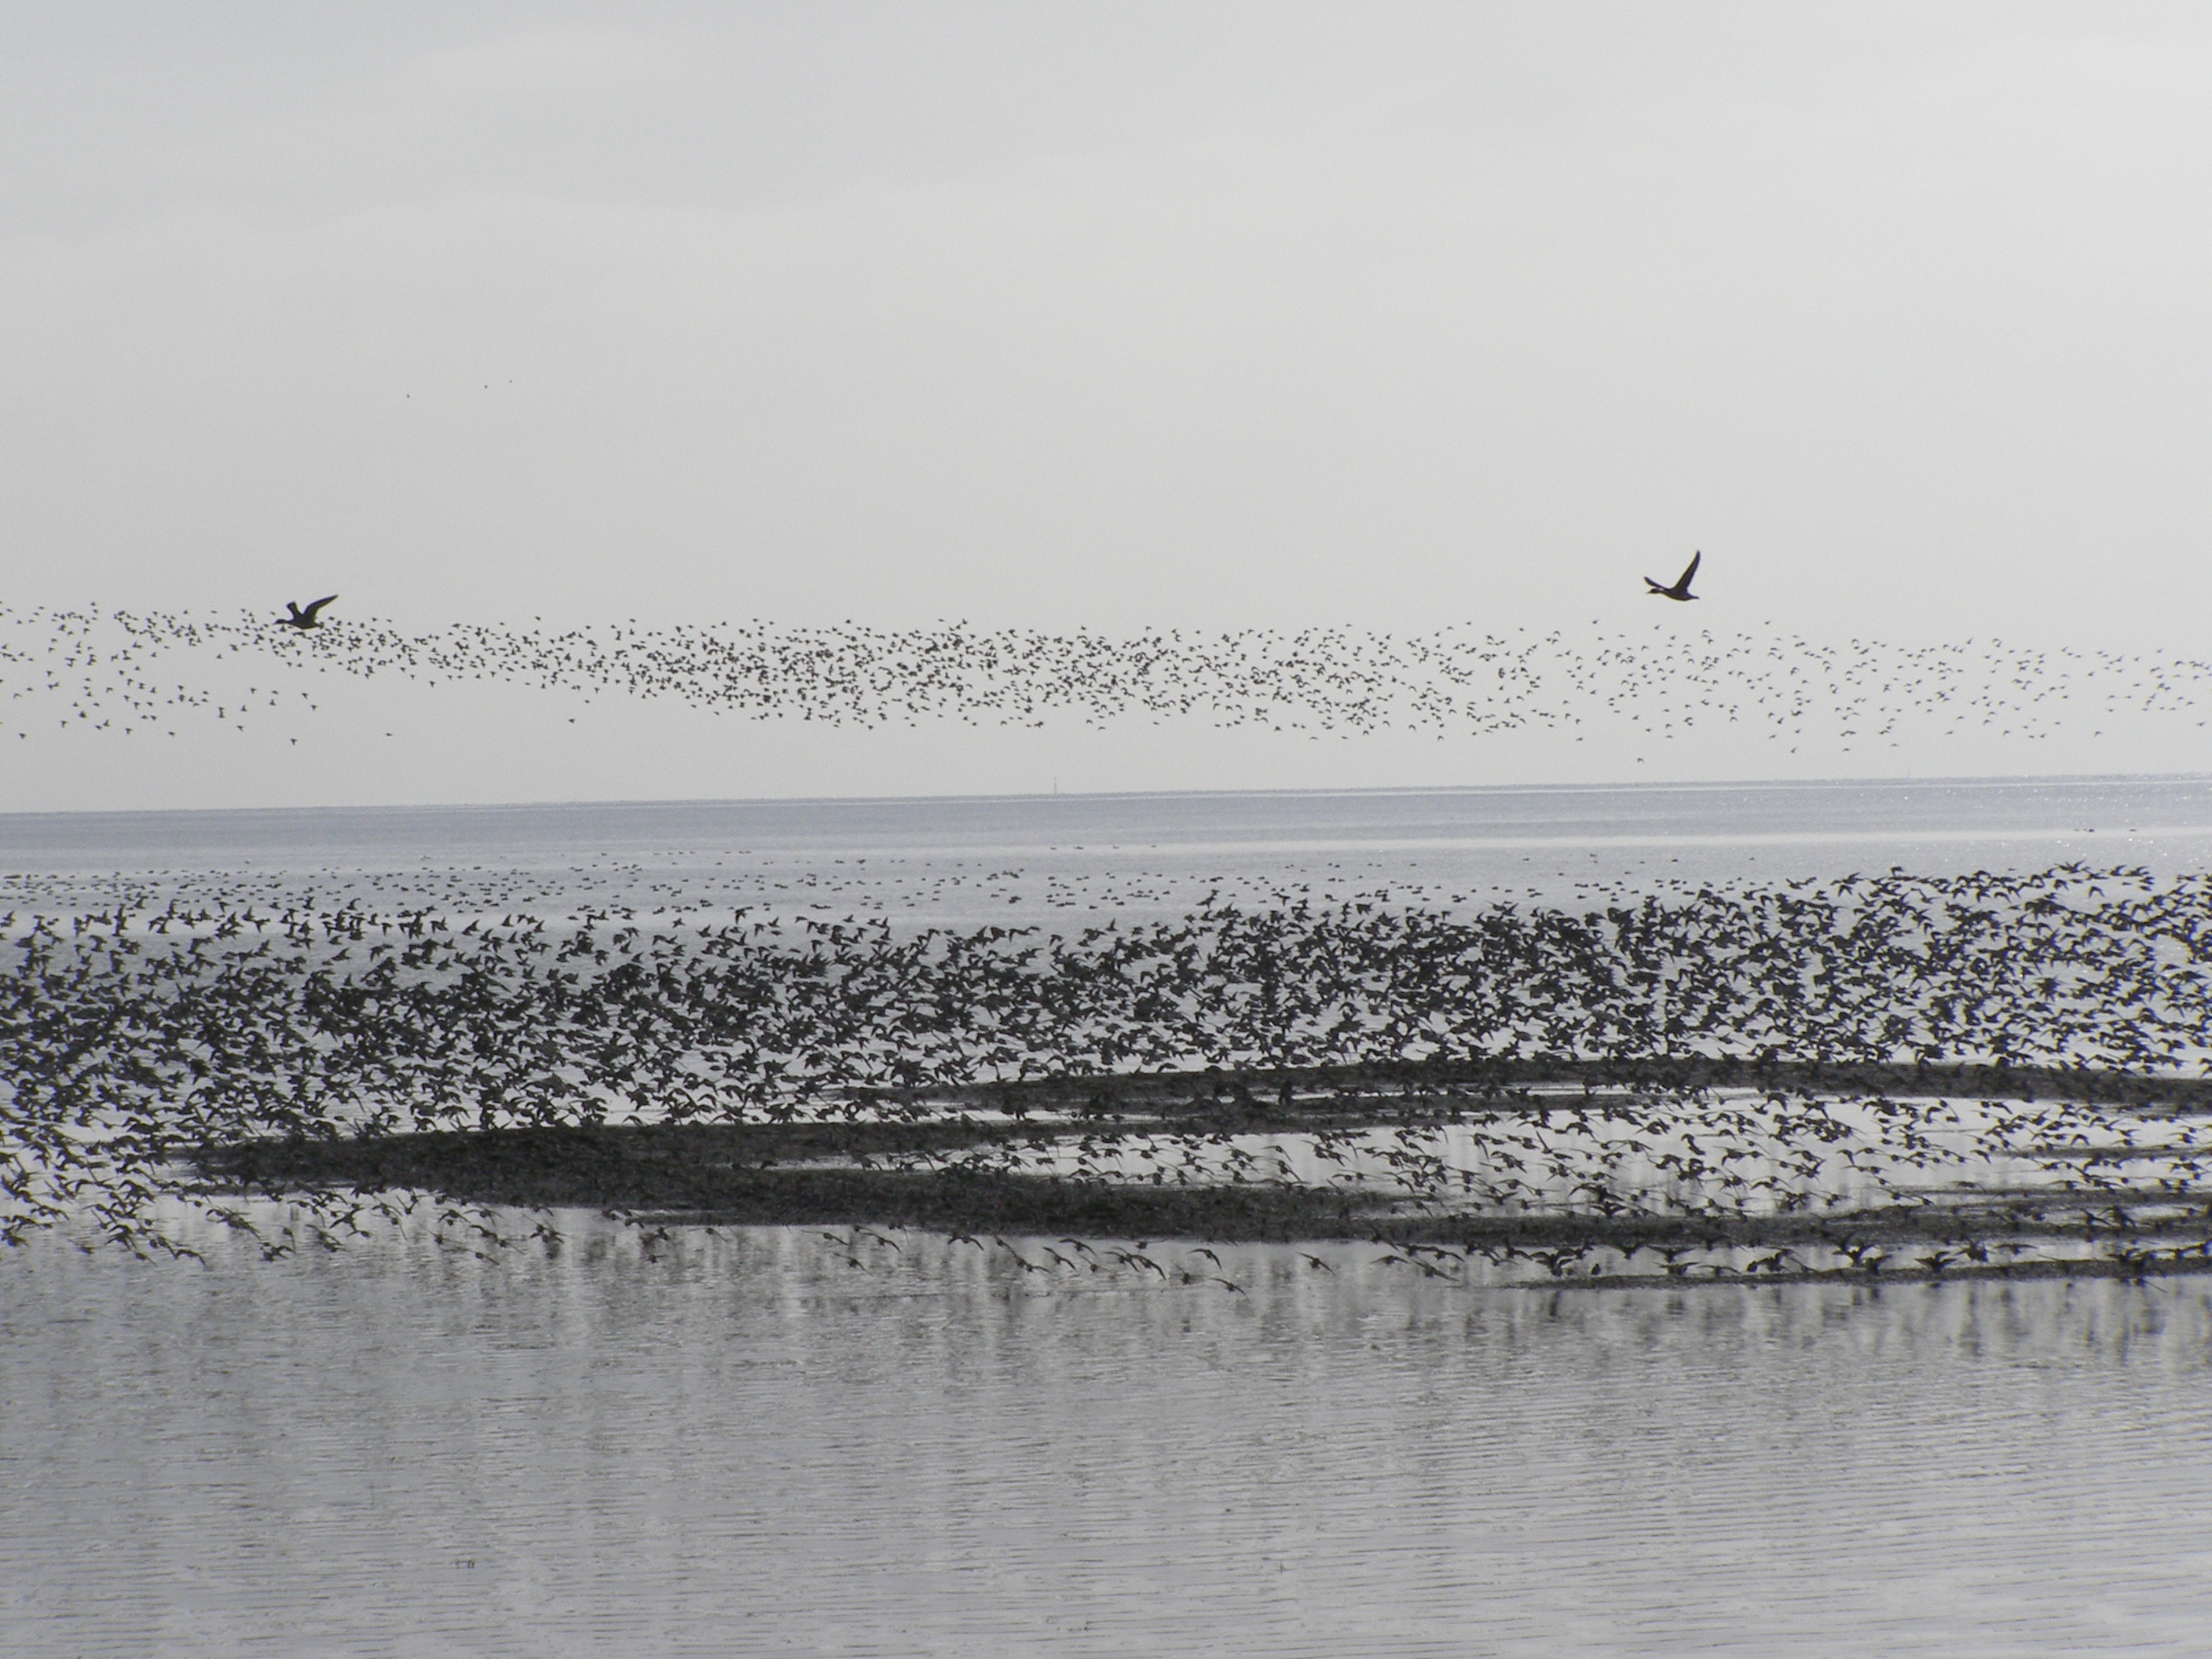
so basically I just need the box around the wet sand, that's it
[192,1057,2212,1288]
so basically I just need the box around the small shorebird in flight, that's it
[278,595,339,629]
[1644,552,1701,602]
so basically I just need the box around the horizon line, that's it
[4,768,2210,826]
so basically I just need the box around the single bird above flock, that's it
[1645,553,1700,602]
[279,595,339,629]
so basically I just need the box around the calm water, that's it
[6,1225,2211,1658]
[6,776,2212,1655]
[5,772,2211,925]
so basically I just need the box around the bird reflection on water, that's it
[4,1217,2210,1659]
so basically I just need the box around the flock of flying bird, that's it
[0,562,2207,749]
[5,569,2212,1284]
[5,861,2210,1282]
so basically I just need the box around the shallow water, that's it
[5,1222,2211,1658]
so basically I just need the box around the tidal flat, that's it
[189,1054,2212,1289]
[13,848,2212,1283]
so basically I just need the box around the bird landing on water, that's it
[278,595,338,629]
[1644,553,1700,602]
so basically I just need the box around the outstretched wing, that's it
[298,595,339,623]
[1674,551,1701,591]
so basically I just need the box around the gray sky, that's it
[5,2,2210,809]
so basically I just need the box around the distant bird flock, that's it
[7,594,2212,1285]
[5,865,2210,1282]
[2,600,2209,749]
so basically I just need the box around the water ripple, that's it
[5,1223,2210,1657]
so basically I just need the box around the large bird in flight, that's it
[278,595,339,630]
[1644,553,1700,602]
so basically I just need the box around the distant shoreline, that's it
[9,767,2212,830]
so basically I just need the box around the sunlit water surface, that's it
[6,773,2211,925]
[8,777,2212,1654]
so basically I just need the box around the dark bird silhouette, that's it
[1644,553,1700,602]
[279,595,339,630]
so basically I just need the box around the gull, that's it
[279,595,339,630]
[1644,553,1700,602]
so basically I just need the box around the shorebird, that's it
[1644,553,1700,602]
[278,595,339,629]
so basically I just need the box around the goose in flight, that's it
[278,595,339,630]
[1644,553,1700,602]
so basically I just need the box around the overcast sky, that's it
[5,2,2210,810]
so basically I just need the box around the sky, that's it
[4,2,2210,810]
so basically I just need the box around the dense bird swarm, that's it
[5,866,2211,1285]
[6,603,2211,745]
[9,599,2212,1285]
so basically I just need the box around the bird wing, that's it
[298,595,339,622]
[1675,551,1701,590]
